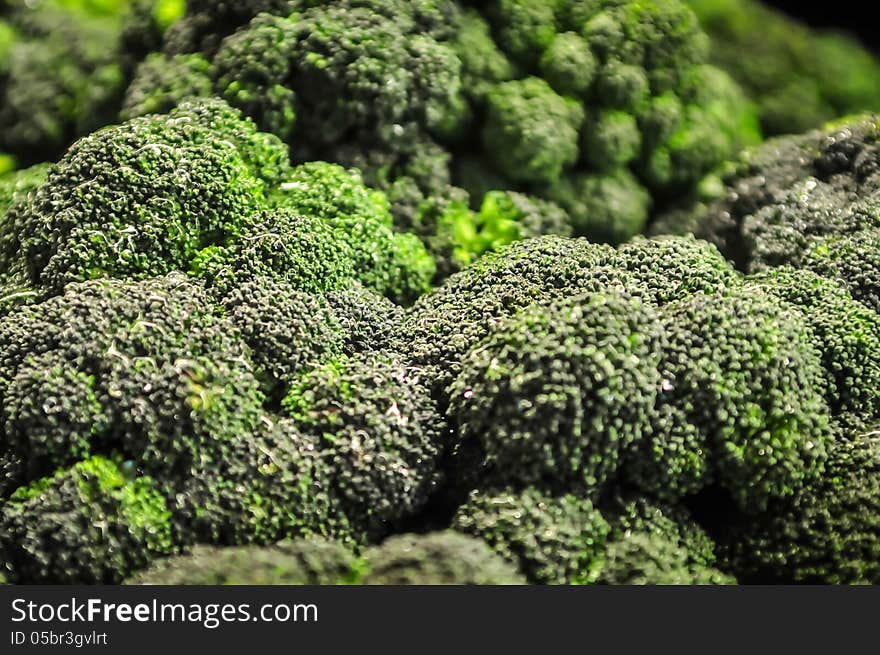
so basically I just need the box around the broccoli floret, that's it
[642,287,831,508]
[0,456,175,584]
[0,274,261,485]
[540,31,596,97]
[597,532,734,584]
[800,230,880,316]
[121,52,214,119]
[273,162,435,304]
[283,353,444,540]
[221,277,345,398]
[324,284,406,357]
[452,488,609,584]
[482,77,584,185]
[544,168,650,243]
[3,99,289,292]
[361,531,525,584]
[128,540,363,585]
[745,268,880,428]
[453,9,518,101]
[719,429,880,584]
[404,235,618,401]
[447,290,666,495]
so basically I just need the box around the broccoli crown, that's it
[323,283,405,357]
[719,429,880,584]
[128,540,362,585]
[452,488,609,584]
[597,532,734,585]
[361,531,526,585]
[0,0,131,164]
[272,162,436,304]
[745,268,880,428]
[3,99,289,292]
[0,275,262,485]
[403,235,618,401]
[0,456,175,584]
[694,115,880,315]
[686,0,880,136]
[448,290,666,495]
[122,0,759,255]
[645,287,831,509]
[283,354,444,540]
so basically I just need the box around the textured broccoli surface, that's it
[129,540,363,585]
[361,531,526,585]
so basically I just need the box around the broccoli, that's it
[452,488,609,584]
[361,531,525,585]
[447,290,666,495]
[129,540,363,585]
[0,456,175,584]
[597,532,734,584]
[719,428,880,584]
[692,115,880,315]
[0,0,141,164]
[120,0,759,256]
[283,353,444,540]
[686,0,880,135]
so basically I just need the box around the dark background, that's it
[766,1,878,51]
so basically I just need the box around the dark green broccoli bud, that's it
[597,532,734,584]
[694,115,880,279]
[283,354,444,540]
[0,2,127,164]
[800,230,880,316]
[187,416,358,547]
[539,31,596,97]
[453,9,517,101]
[0,163,48,224]
[687,0,880,136]
[191,208,356,298]
[649,288,831,509]
[362,531,525,584]
[487,0,561,67]
[594,60,649,110]
[119,0,187,71]
[0,456,175,584]
[272,162,435,304]
[452,488,609,584]
[448,290,666,495]
[719,429,880,584]
[602,494,719,568]
[614,234,739,305]
[324,283,405,357]
[404,236,618,401]
[0,163,49,284]
[221,277,345,398]
[0,275,262,486]
[4,99,290,292]
[746,268,880,428]
[482,77,584,185]
[211,12,299,141]
[121,52,214,120]
[544,169,650,244]
[582,109,642,170]
[128,540,363,585]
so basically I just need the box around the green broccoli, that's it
[0,456,175,584]
[128,540,363,585]
[361,531,526,584]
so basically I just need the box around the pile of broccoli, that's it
[2,98,880,585]
[2,2,880,586]
[119,0,760,266]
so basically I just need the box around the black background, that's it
[766,1,877,51]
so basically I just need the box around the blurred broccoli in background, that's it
[687,0,880,135]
